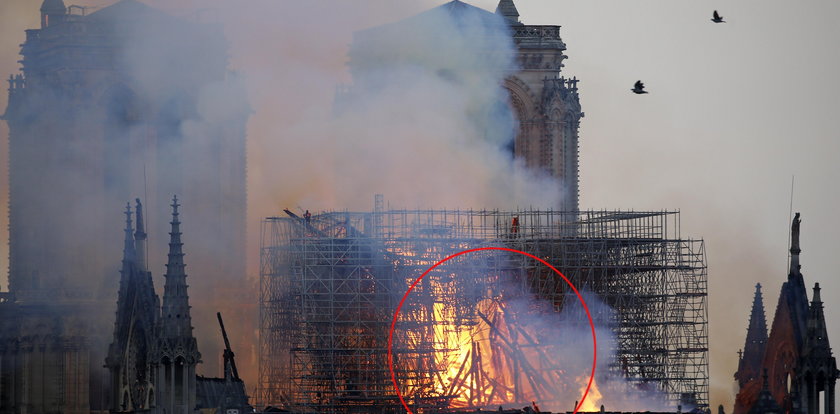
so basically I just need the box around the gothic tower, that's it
[496,0,584,211]
[154,196,200,414]
[3,0,247,305]
[0,1,250,409]
[341,0,583,211]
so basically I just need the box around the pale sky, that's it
[1,0,839,409]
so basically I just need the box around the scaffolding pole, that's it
[256,210,708,413]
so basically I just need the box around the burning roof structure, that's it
[257,205,708,413]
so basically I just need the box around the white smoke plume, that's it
[250,1,562,212]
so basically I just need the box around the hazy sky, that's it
[1,0,839,409]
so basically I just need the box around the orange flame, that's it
[577,374,602,412]
[429,297,595,411]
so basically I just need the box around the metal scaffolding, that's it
[257,209,708,413]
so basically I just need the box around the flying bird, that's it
[711,10,725,23]
[632,80,648,94]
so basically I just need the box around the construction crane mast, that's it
[217,312,240,380]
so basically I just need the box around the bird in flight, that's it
[711,10,725,23]
[632,80,648,94]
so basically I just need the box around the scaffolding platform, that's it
[256,209,708,413]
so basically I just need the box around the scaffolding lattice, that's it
[257,210,708,413]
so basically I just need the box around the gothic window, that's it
[503,78,533,160]
[126,323,149,408]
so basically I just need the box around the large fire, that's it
[429,295,600,411]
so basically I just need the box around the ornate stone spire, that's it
[134,198,147,271]
[108,201,159,411]
[160,195,196,341]
[735,283,768,387]
[157,195,200,413]
[804,283,832,357]
[495,0,520,25]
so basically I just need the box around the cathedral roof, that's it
[428,1,499,22]
[360,0,506,37]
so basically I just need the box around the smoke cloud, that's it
[0,0,562,398]
[248,1,561,213]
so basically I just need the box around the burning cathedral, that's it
[0,0,715,413]
[257,1,708,413]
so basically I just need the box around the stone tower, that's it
[496,0,584,211]
[0,1,249,411]
[342,0,583,211]
[3,0,247,306]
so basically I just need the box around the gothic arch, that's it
[504,76,537,122]
[504,76,537,157]
[767,342,797,404]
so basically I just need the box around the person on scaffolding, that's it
[304,209,311,224]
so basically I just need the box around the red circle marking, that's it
[387,246,597,414]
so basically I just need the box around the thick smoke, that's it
[0,0,559,402]
[249,1,562,212]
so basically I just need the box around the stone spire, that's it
[803,283,833,357]
[114,203,135,333]
[156,195,200,414]
[160,195,195,340]
[134,198,147,271]
[735,283,769,387]
[108,200,160,412]
[495,0,521,25]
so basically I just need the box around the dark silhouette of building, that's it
[733,213,838,414]
[735,284,769,390]
[0,0,249,412]
[106,197,250,414]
